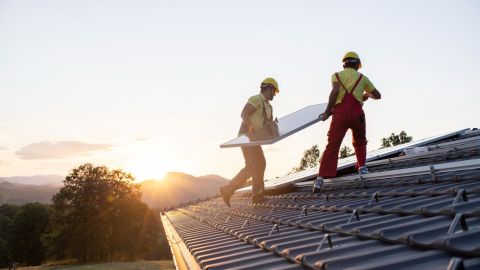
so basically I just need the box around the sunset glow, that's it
[0,1,479,181]
[126,156,175,182]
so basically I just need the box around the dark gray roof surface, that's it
[164,129,480,269]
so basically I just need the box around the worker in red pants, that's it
[313,52,381,192]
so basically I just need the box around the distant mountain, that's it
[0,181,59,205]
[0,175,64,186]
[0,173,228,208]
[140,172,229,209]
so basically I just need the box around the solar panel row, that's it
[238,128,469,192]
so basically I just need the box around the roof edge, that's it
[161,214,201,270]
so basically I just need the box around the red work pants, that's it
[319,110,367,178]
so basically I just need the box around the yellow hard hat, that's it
[261,77,279,94]
[342,51,362,68]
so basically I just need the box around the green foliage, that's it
[0,203,50,267]
[0,207,15,267]
[45,163,160,262]
[0,204,20,220]
[290,144,320,173]
[0,235,12,267]
[381,131,413,148]
[9,203,51,265]
[0,212,13,241]
[339,145,354,158]
[0,226,12,267]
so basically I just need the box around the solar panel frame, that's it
[331,157,480,183]
[365,136,480,167]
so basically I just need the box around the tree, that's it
[0,204,20,220]
[0,215,12,267]
[45,163,160,262]
[339,145,354,158]
[0,204,19,267]
[290,144,320,173]
[381,131,413,148]
[0,238,10,268]
[9,203,51,266]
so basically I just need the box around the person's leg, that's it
[248,146,266,202]
[227,147,253,191]
[220,147,253,206]
[351,111,367,171]
[319,113,350,178]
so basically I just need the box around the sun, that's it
[119,144,195,182]
[125,158,170,182]
[132,166,167,182]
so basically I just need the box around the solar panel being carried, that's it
[220,104,327,148]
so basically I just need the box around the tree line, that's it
[0,163,172,268]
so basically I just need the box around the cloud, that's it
[15,141,111,160]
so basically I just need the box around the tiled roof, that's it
[162,128,480,270]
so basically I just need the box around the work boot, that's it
[312,176,324,193]
[220,186,233,207]
[358,166,369,175]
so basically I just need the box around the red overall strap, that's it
[333,72,364,114]
[335,72,364,95]
[350,73,364,94]
[335,72,348,93]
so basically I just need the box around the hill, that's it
[0,173,228,207]
[0,175,64,186]
[140,172,228,209]
[0,181,59,205]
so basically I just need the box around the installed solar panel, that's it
[238,128,469,192]
[220,103,327,148]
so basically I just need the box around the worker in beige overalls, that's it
[220,78,279,206]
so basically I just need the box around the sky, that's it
[0,0,479,181]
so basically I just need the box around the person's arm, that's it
[320,82,340,121]
[370,89,381,99]
[362,89,381,101]
[241,103,257,132]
